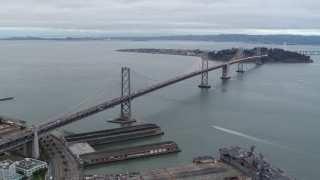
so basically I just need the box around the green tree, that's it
[64,168,69,175]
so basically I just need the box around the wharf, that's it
[84,161,249,180]
[80,141,180,166]
[64,124,163,146]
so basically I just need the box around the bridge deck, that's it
[296,51,320,55]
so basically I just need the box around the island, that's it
[117,47,313,63]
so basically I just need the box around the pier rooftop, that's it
[64,123,163,146]
[68,142,96,157]
[80,141,180,166]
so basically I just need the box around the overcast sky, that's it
[0,0,319,37]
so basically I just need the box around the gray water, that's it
[0,40,319,179]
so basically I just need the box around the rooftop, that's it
[68,142,95,156]
[0,160,15,170]
[80,141,178,159]
[65,123,160,141]
[0,155,24,162]
[15,158,46,170]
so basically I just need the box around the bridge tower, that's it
[236,48,245,73]
[221,47,243,79]
[198,52,211,88]
[109,67,136,124]
[256,47,262,65]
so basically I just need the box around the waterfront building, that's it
[15,158,47,177]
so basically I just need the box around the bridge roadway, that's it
[0,55,266,152]
[296,51,320,55]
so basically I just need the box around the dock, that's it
[84,161,249,180]
[64,123,164,146]
[80,141,180,166]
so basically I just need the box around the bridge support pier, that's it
[198,52,211,88]
[220,64,231,79]
[236,62,245,73]
[256,58,262,65]
[108,67,136,124]
[23,141,32,157]
[22,129,39,159]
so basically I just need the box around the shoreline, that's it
[117,48,313,63]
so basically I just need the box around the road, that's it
[43,134,82,180]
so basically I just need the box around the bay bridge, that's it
[0,48,267,158]
[296,51,320,55]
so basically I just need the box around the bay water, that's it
[0,40,319,179]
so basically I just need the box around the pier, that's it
[80,141,180,165]
[63,124,164,146]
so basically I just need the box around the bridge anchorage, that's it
[19,127,39,159]
[198,52,211,88]
[108,67,136,124]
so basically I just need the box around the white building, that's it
[15,158,47,177]
[0,160,16,180]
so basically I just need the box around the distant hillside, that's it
[112,34,320,45]
[2,34,320,45]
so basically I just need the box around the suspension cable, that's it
[42,83,114,125]
[130,70,161,82]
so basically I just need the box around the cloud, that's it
[0,0,319,37]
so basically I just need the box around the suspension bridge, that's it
[296,51,320,55]
[0,47,267,158]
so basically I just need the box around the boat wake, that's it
[213,125,320,159]
[213,126,273,145]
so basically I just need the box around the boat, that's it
[0,97,14,101]
[192,156,217,163]
[219,146,295,180]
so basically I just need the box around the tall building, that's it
[0,160,16,180]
